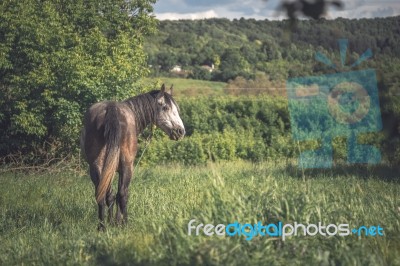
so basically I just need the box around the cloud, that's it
[330,1,400,19]
[156,10,219,20]
[371,7,395,17]
[185,0,233,6]
[154,0,280,19]
[153,0,400,20]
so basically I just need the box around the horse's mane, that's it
[123,90,179,133]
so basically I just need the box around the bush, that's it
[189,66,212,81]
[136,96,295,165]
[0,0,156,161]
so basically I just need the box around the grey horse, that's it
[80,84,185,230]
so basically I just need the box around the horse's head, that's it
[155,84,185,140]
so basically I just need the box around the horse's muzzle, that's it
[170,127,185,140]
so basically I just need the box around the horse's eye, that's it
[162,106,169,111]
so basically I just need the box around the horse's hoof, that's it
[97,223,106,231]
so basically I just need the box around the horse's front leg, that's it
[116,162,133,225]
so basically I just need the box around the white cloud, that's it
[154,0,400,20]
[330,2,400,19]
[156,10,219,20]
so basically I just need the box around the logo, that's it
[286,39,382,168]
[187,219,384,241]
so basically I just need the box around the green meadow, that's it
[1,162,399,265]
[144,77,228,98]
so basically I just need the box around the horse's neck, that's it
[124,94,156,134]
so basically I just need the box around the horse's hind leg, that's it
[90,165,106,231]
[116,162,133,225]
[106,187,115,224]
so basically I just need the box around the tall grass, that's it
[0,162,399,265]
[144,77,227,98]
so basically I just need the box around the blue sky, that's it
[154,0,400,20]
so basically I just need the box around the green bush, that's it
[135,95,397,166]
[0,0,156,161]
[136,96,294,165]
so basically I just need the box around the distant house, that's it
[201,64,214,73]
[171,65,182,73]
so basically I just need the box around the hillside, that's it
[145,17,400,85]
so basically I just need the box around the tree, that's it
[157,51,178,71]
[219,48,252,81]
[0,0,157,159]
[189,66,212,81]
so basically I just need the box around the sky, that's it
[153,0,400,20]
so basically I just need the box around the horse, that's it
[80,84,185,230]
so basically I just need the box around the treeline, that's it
[145,17,400,82]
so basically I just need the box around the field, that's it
[144,77,285,99]
[145,77,227,98]
[1,162,399,265]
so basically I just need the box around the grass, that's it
[0,161,399,265]
[144,77,287,98]
[144,77,227,98]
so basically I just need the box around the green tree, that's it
[219,48,251,81]
[157,51,178,71]
[189,66,212,80]
[0,0,156,159]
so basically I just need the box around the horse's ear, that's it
[157,84,166,100]
[169,85,173,96]
[160,84,166,93]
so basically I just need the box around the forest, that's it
[146,17,400,83]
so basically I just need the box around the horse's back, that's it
[81,101,137,165]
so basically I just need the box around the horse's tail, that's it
[96,103,121,204]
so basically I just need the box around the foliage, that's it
[188,66,212,80]
[0,162,399,265]
[145,17,400,82]
[1,13,400,165]
[138,95,396,166]
[0,0,157,159]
